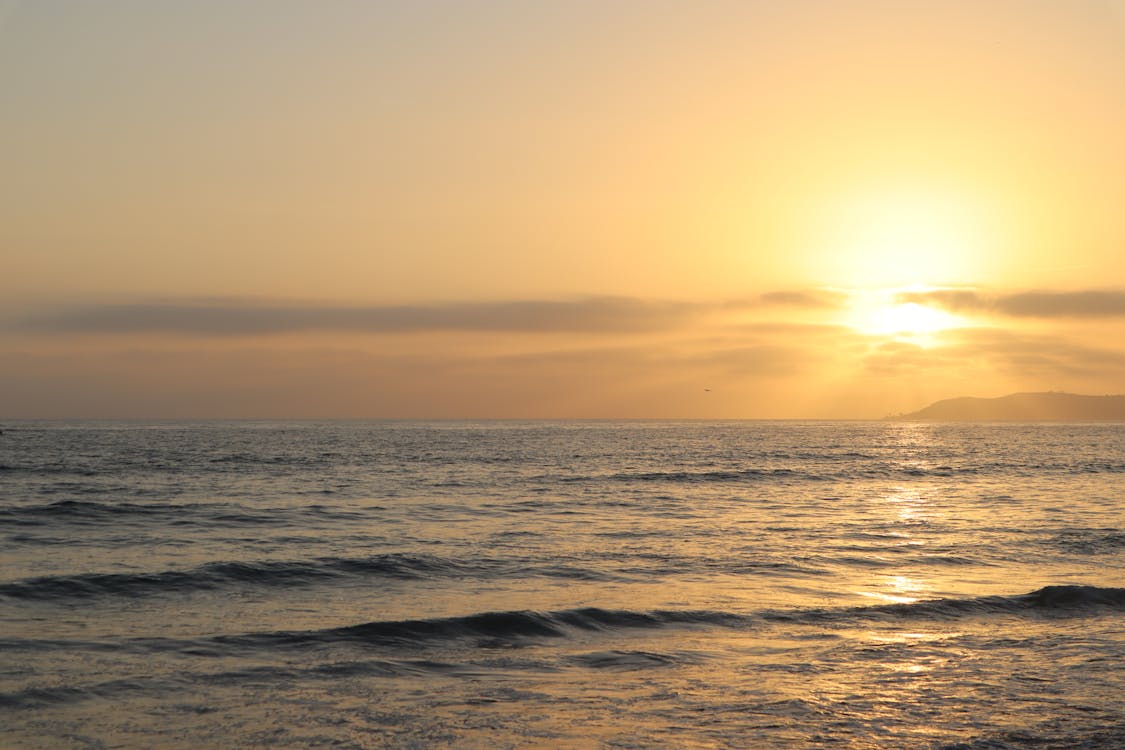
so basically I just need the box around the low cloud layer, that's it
[17,298,697,336]
[861,327,1125,380]
[3,321,1123,419]
[755,290,848,309]
[0,339,834,419]
[4,287,1123,418]
[13,291,842,336]
[899,289,1125,318]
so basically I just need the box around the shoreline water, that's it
[2,421,1122,748]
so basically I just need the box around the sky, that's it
[2,0,1124,419]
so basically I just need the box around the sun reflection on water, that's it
[854,482,945,605]
[859,574,928,604]
[884,488,931,525]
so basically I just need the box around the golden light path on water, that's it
[846,426,964,691]
[859,487,937,605]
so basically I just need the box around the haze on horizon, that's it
[2,0,1124,419]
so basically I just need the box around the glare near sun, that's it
[846,290,965,342]
[818,187,983,342]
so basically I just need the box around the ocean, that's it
[1,420,1122,749]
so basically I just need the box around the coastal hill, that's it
[891,392,1125,421]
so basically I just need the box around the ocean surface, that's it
[1,420,1123,749]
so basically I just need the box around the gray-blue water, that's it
[1,421,1123,748]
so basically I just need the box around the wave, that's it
[0,608,750,657]
[566,649,682,671]
[0,659,441,709]
[545,462,1097,485]
[0,499,365,528]
[781,585,1125,624]
[0,499,261,525]
[214,607,748,650]
[4,586,1119,657]
[615,468,812,483]
[545,468,827,485]
[1049,529,1125,555]
[0,554,624,602]
[0,464,102,477]
[0,679,154,710]
[939,720,1125,750]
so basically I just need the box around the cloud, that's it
[11,290,848,337]
[4,318,1123,419]
[953,327,1125,377]
[898,289,1125,318]
[15,297,702,336]
[861,326,1125,380]
[996,291,1125,318]
[862,340,966,376]
[700,344,821,376]
[755,289,848,309]
[0,338,829,419]
[714,289,847,311]
[895,289,986,313]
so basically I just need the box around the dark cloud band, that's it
[14,290,842,336]
[897,289,1125,318]
[16,298,699,336]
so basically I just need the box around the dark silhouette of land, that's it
[891,392,1125,421]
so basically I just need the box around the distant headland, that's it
[889,392,1125,421]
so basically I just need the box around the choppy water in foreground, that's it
[1,420,1123,749]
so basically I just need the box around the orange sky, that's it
[2,1,1124,418]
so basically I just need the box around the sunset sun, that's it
[845,288,966,341]
[822,188,984,341]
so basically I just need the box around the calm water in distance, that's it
[1,421,1123,748]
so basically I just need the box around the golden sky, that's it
[2,0,1124,418]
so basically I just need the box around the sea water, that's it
[1,421,1122,749]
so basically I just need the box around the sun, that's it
[860,301,958,336]
[805,183,987,343]
[845,288,966,342]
